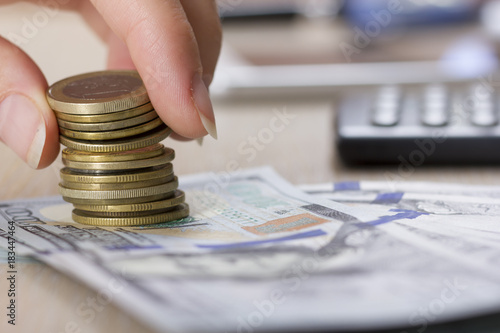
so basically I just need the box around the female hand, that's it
[0,0,221,169]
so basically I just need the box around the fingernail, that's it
[202,74,213,87]
[27,120,46,169]
[0,94,46,169]
[196,137,204,146]
[191,72,217,139]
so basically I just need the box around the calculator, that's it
[336,81,500,165]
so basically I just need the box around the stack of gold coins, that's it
[46,70,189,227]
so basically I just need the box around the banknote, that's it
[0,247,34,264]
[2,169,500,332]
[0,167,373,259]
[301,180,500,198]
[301,180,500,216]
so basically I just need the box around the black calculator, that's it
[336,81,500,165]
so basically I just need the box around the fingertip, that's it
[192,72,217,139]
[0,93,59,170]
[35,108,60,169]
[26,82,61,169]
[180,0,222,85]
[202,73,213,87]
[0,37,60,169]
[90,0,214,139]
[107,33,135,70]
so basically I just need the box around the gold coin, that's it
[62,144,164,163]
[75,206,178,218]
[73,190,185,213]
[47,70,149,114]
[63,192,175,205]
[62,147,174,170]
[60,164,173,184]
[60,117,164,141]
[54,102,153,123]
[59,177,178,200]
[72,203,190,226]
[58,110,159,131]
[59,125,171,152]
[62,174,174,191]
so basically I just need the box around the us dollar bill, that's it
[1,169,500,332]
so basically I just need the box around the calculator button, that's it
[378,85,401,98]
[422,105,448,126]
[371,85,401,126]
[471,105,498,126]
[469,84,498,127]
[421,84,448,126]
[424,83,447,97]
[372,109,400,126]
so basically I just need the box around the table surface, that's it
[2,4,500,333]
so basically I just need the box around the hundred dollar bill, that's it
[0,247,34,264]
[301,180,500,198]
[301,180,500,285]
[0,167,375,260]
[1,170,500,332]
[301,180,500,217]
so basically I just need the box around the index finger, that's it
[89,0,217,139]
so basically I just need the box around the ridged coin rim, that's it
[62,144,164,163]
[62,147,174,170]
[47,70,149,114]
[60,164,173,184]
[63,192,175,205]
[59,117,164,141]
[59,177,178,200]
[61,174,174,191]
[59,125,171,152]
[72,203,190,226]
[58,110,158,131]
[54,102,153,123]
[73,190,185,213]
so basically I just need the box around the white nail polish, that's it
[27,120,46,169]
[0,94,47,169]
[196,111,218,140]
[191,72,218,139]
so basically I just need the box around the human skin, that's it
[0,0,222,169]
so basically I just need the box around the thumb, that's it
[0,37,59,169]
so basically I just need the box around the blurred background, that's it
[3,0,500,200]
[212,0,498,97]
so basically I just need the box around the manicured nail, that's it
[191,72,217,139]
[27,121,46,169]
[202,74,213,87]
[196,137,204,146]
[0,94,46,169]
